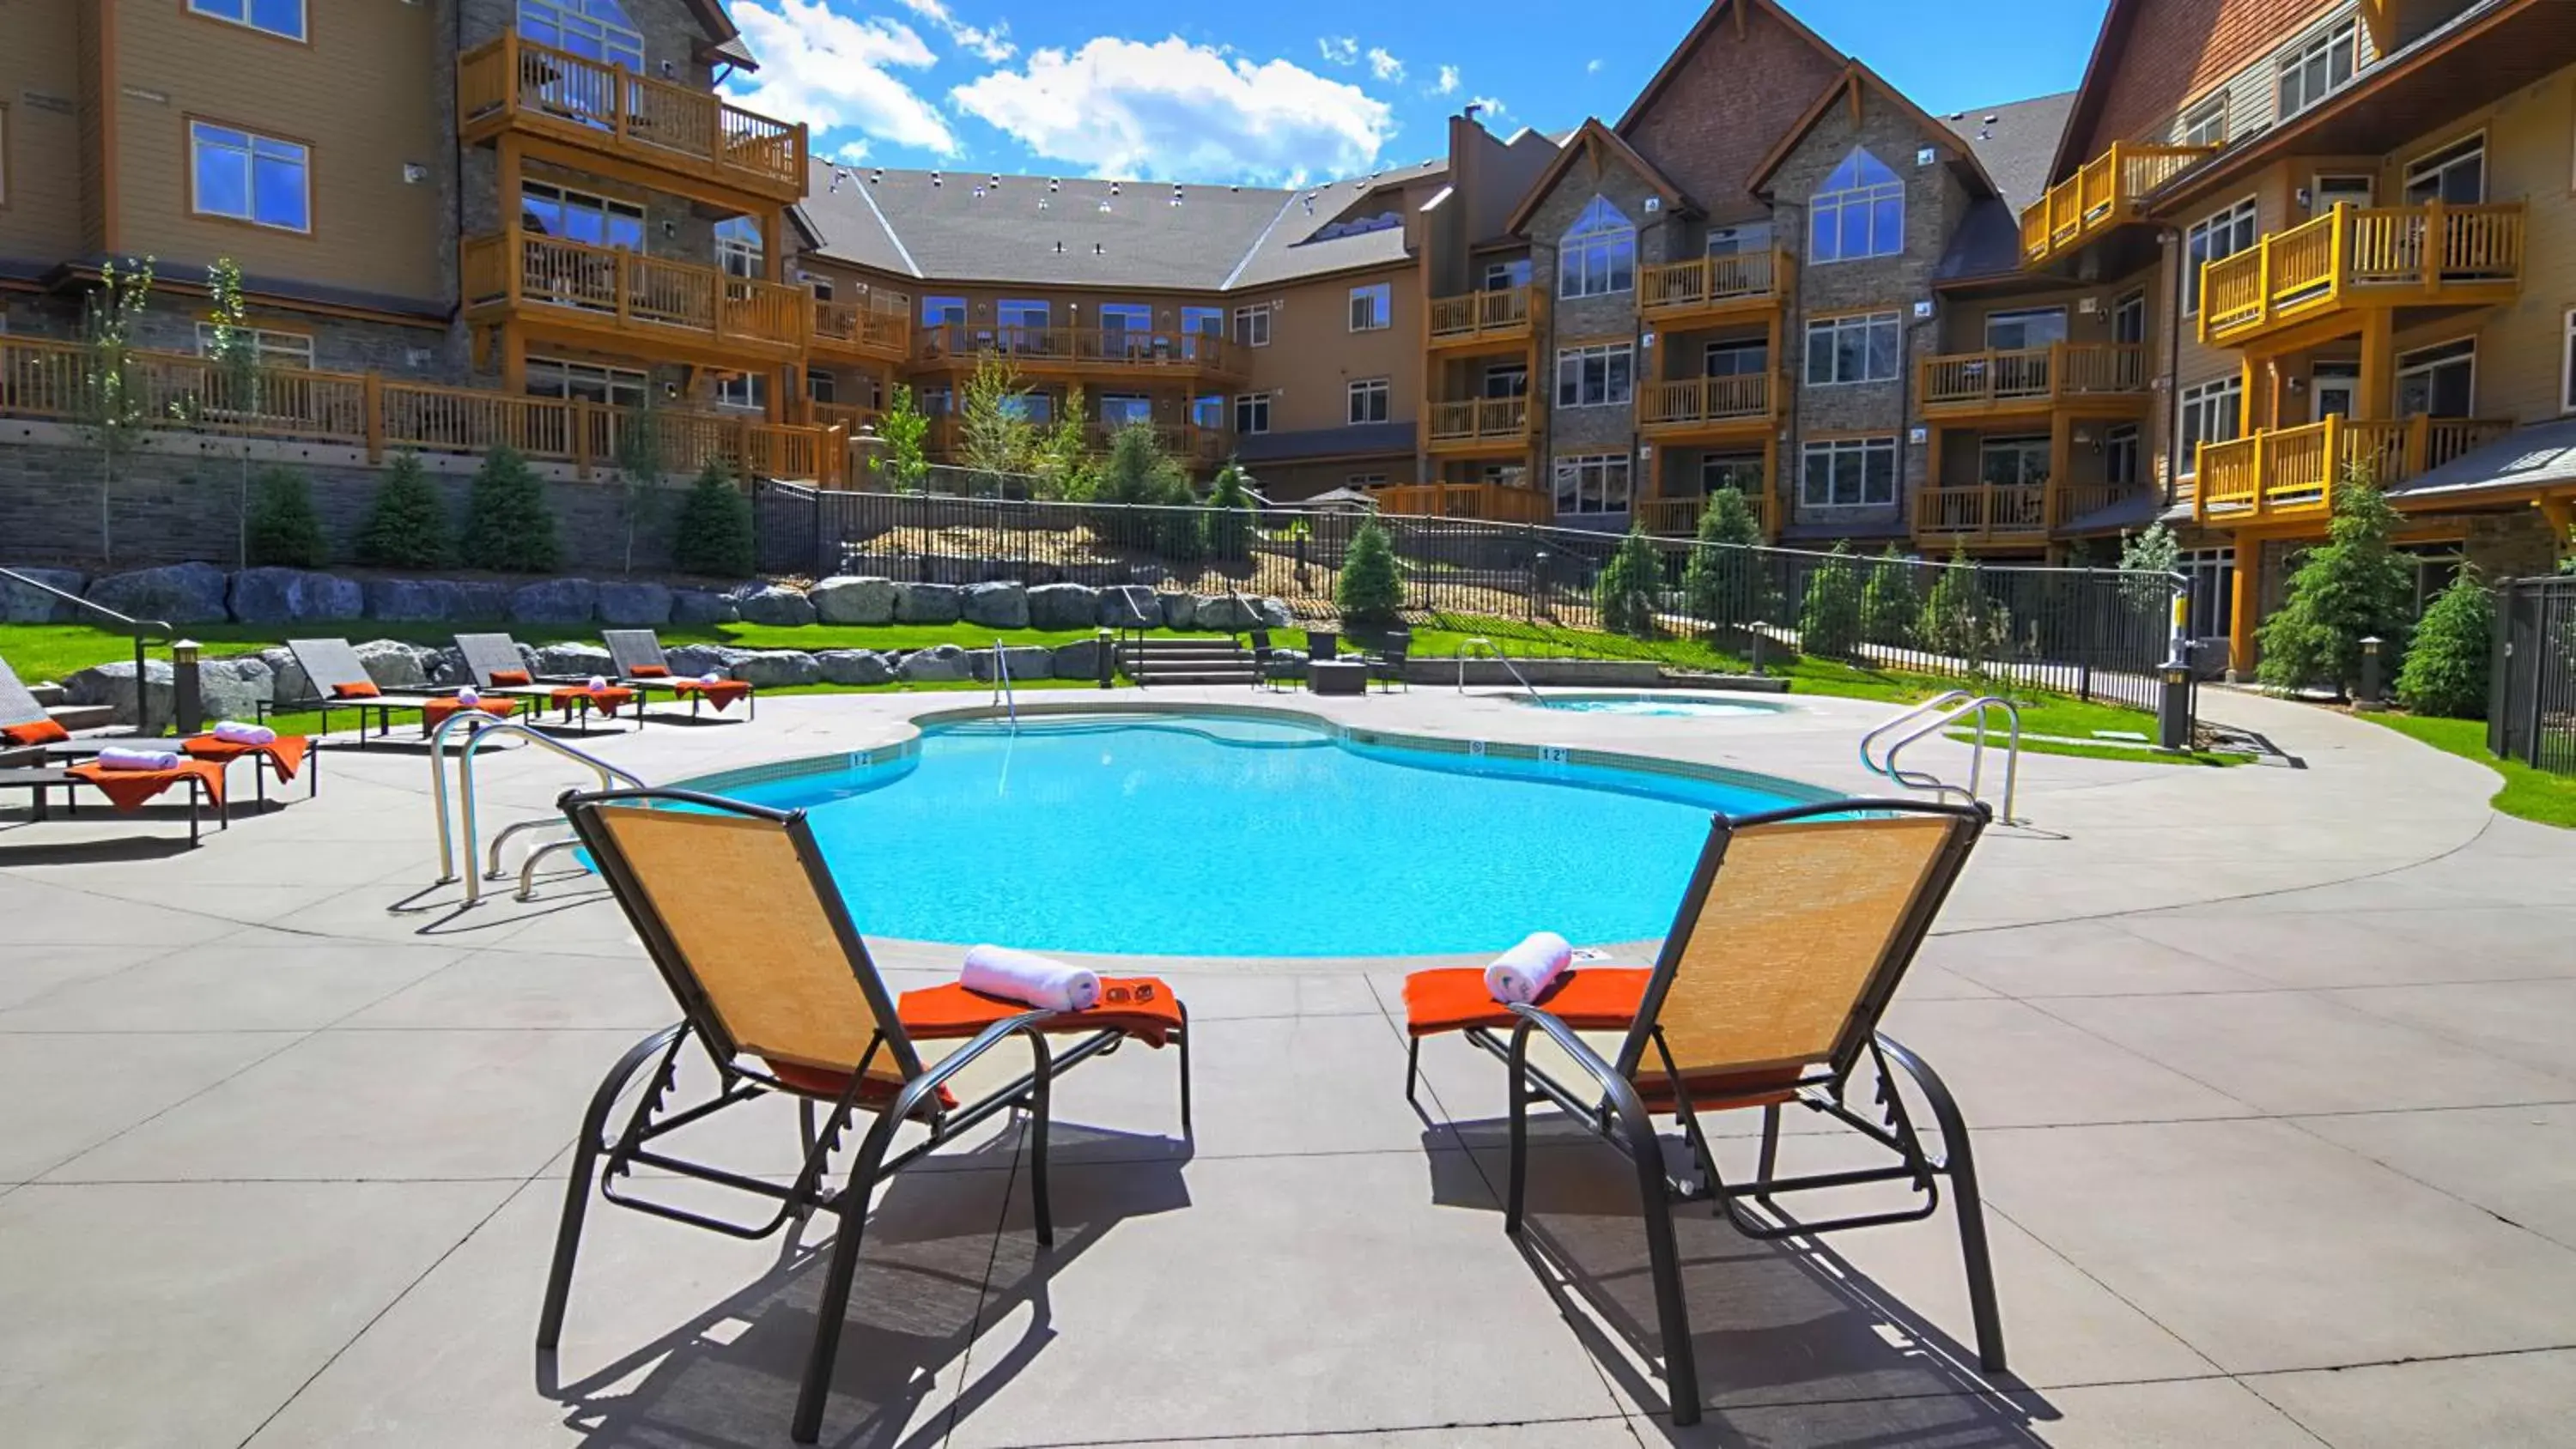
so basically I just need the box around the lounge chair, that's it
[543,785,1192,1444]
[276,639,468,744]
[602,628,756,721]
[457,632,632,731]
[1399,798,2001,1424]
[0,653,77,758]
[35,729,317,810]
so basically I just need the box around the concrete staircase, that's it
[28,682,117,734]
[1116,637,1260,688]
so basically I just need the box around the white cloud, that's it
[1366,47,1404,82]
[831,137,872,163]
[897,0,1015,63]
[954,37,1394,184]
[1317,35,1359,65]
[1467,94,1508,119]
[724,0,956,155]
[1586,58,1603,74]
[1431,64,1460,96]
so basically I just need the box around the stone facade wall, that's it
[1523,149,1680,522]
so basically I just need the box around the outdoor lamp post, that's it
[1095,627,1115,689]
[172,639,203,737]
[2358,636,2385,712]
[1749,622,1771,677]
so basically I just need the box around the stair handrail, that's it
[2,565,176,737]
[1861,690,1971,777]
[427,712,645,906]
[1456,636,1540,701]
[1879,695,2024,825]
[991,635,1018,727]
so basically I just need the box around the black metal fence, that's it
[757,485,2187,712]
[2490,576,2576,773]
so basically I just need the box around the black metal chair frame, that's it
[602,629,758,723]
[1241,627,1297,692]
[1468,797,2002,1426]
[270,639,465,745]
[544,786,1188,1445]
[0,765,222,845]
[1361,634,1411,692]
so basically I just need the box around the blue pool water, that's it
[714,713,1821,957]
[1527,694,1788,718]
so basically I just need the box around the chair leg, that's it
[538,1024,684,1350]
[1880,1035,2007,1375]
[1027,1039,1054,1249]
[1176,1003,1194,1139]
[1755,1101,1783,1200]
[1504,1080,1529,1234]
[1403,1036,1421,1105]
[1631,1125,1701,1424]
[792,1111,902,1445]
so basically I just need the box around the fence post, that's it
[2488,578,2515,761]
[2076,570,2095,701]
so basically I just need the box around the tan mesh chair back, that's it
[570,792,919,1090]
[1623,804,1982,1094]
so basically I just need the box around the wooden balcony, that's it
[1425,397,1533,454]
[1372,481,1552,524]
[458,33,806,207]
[1636,491,1769,539]
[1637,373,1773,439]
[2194,414,2515,526]
[1917,343,2149,418]
[461,230,809,368]
[2201,202,2525,350]
[1913,484,2050,547]
[2055,480,2153,530]
[2020,142,2215,266]
[913,324,1242,381]
[810,295,910,364]
[810,401,878,433]
[1427,286,1537,349]
[1637,249,1790,324]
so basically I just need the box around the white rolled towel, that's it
[95,747,183,772]
[456,687,481,705]
[586,675,609,691]
[211,720,276,745]
[1484,931,1576,1006]
[700,670,724,684]
[961,944,1103,1013]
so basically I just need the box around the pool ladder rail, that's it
[424,713,647,907]
[991,635,1018,729]
[1456,637,1541,702]
[1861,691,2023,826]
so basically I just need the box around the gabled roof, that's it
[1502,119,1693,238]
[2044,0,2142,186]
[1941,91,2075,216]
[1746,62,2002,199]
[1615,0,1852,138]
[684,0,758,70]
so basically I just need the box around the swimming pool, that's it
[696,710,1829,958]
[1523,694,1789,719]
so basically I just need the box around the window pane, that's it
[1607,349,1631,403]
[1836,325,1864,383]
[1866,319,1897,379]
[1872,197,1902,256]
[253,149,307,228]
[252,0,306,36]
[1833,449,1862,505]
[1865,446,1895,504]
[1810,206,1837,263]
[1802,451,1828,505]
[1555,465,1580,512]
[1839,203,1869,263]
[1609,239,1634,293]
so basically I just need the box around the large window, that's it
[2179,94,2229,149]
[1808,149,1904,264]
[190,121,310,233]
[1805,312,1899,385]
[1233,304,1271,348]
[2105,424,2142,490]
[1556,343,1634,408]
[806,370,835,404]
[521,181,643,250]
[1980,435,2052,489]
[2179,548,2235,643]
[2184,198,2257,314]
[527,356,647,409]
[1483,258,1532,290]
[2561,310,2576,414]
[1557,196,1635,299]
[1704,340,1766,377]
[1801,437,1898,507]
[997,299,1049,332]
[1984,307,2068,352]
[1234,393,1271,435]
[922,295,967,327]
[2276,20,2359,121]
[2178,377,2244,476]
[1700,452,1765,496]
[2397,338,2476,417]
[1348,282,1393,331]
[1347,378,1391,425]
[519,0,644,70]
[714,371,767,413]
[1553,453,1632,516]
[1099,303,1152,354]
[1484,362,1528,398]
[2405,134,2486,204]
[1192,394,1226,429]
[189,0,307,41]
[715,216,762,279]
[194,323,313,370]
[1100,393,1153,427]
[1182,306,1224,358]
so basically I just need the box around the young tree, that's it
[1595,528,1665,639]
[74,256,155,565]
[246,465,328,568]
[1679,487,1776,627]
[460,445,562,573]
[2118,518,2184,618]
[1860,545,1922,646]
[2257,471,2414,695]
[870,383,931,493]
[1918,544,2002,671]
[1336,516,1404,625]
[611,394,667,576]
[1205,458,1255,563]
[194,258,269,569]
[670,459,757,578]
[1798,543,1866,658]
[2395,570,2494,718]
[356,452,452,569]
[956,355,1036,488]
[1031,384,1096,500]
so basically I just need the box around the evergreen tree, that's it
[2257,471,2413,695]
[870,384,931,493]
[1091,421,1187,551]
[356,452,452,569]
[1205,459,1255,563]
[670,459,757,579]
[1595,528,1665,639]
[1336,516,1404,625]
[1679,487,1776,627]
[245,465,328,568]
[460,445,562,573]
[1798,543,1865,658]
[2395,570,2494,718]
[1860,545,1922,646]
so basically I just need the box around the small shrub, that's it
[1679,488,1776,627]
[1918,545,2002,670]
[1595,528,1664,639]
[245,465,328,568]
[460,445,561,573]
[1336,516,1404,624]
[2257,470,2412,694]
[1205,460,1254,563]
[2395,570,2494,718]
[355,452,451,569]
[1860,546,1921,646]
[670,460,756,579]
[1798,543,1865,658]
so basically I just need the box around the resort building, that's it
[3,0,2575,671]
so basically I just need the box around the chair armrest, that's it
[890,1009,1056,1123]
[1506,1002,1654,1144]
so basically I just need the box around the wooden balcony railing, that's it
[1914,484,2050,542]
[0,335,848,486]
[2055,480,2148,529]
[1426,397,1531,446]
[1636,492,1768,538]
[2021,142,2216,265]
[810,401,878,433]
[2201,202,2526,346]
[1427,286,1535,345]
[1917,343,2148,412]
[914,324,1238,376]
[811,297,910,359]
[2195,413,2516,524]
[457,33,806,201]
[1373,481,1552,524]
[1637,373,1772,430]
[463,231,811,360]
[920,416,1225,466]
[1637,249,1789,318]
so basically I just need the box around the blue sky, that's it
[724,0,2108,186]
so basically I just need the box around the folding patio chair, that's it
[601,628,756,721]
[457,633,631,731]
[543,785,1192,1444]
[277,639,462,744]
[1399,797,2000,1424]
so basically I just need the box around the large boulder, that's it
[1256,597,1293,630]
[594,581,673,627]
[364,578,461,622]
[898,644,974,682]
[731,649,822,688]
[453,581,513,621]
[970,646,1053,683]
[424,646,467,688]
[1,567,86,622]
[1026,582,1100,631]
[1050,638,1103,683]
[354,639,432,689]
[258,646,310,704]
[535,642,615,678]
[731,584,815,627]
[963,580,1030,629]
[64,659,173,727]
[814,648,896,686]
[509,578,597,626]
[228,567,362,625]
[893,581,962,625]
[1099,585,1161,629]
[1159,592,1197,630]
[198,655,276,723]
[810,576,898,626]
[1193,593,1258,632]
[85,562,230,624]
[667,643,754,678]
[670,589,739,626]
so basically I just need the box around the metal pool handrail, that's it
[1457,637,1540,702]
[1864,693,2023,825]
[427,713,645,906]
[991,637,1018,728]
[2,565,175,737]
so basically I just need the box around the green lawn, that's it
[2364,712,2576,828]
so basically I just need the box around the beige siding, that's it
[2157,3,2381,149]
[1239,265,1421,435]
[76,0,106,256]
[1,0,87,264]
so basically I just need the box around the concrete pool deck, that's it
[3,684,2573,1446]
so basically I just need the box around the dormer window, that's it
[1808,148,1903,264]
[1558,197,1635,300]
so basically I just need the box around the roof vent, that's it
[973,185,986,199]
[870,168,884,184]
[1098,199,1113,214]
[1093,242,1105,256]
[1109,182,1121,196]
[1037,198,1050,210]
[930,171,942,186]
[1048,178,1060,191]
[989,173,1000,186]
[1054,240,1065,253]
[1983,113,1999,124]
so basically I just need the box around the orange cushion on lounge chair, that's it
[65,758,227,813]
[897,977,1187,1047]
[183,733,311,781]
[1402,966,1651,1037]
[3,718,70,746]
[489,669,532,687]
[421,696,519,729]
[332,681,381,700]
[628,664,671,677]
[671,679,753,712]
[550,685,635,709]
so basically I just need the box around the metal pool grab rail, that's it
[1861,692,2023,825]
[1457,637,1540,702]
[991,637,1018,728]
[427,713,646,906]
